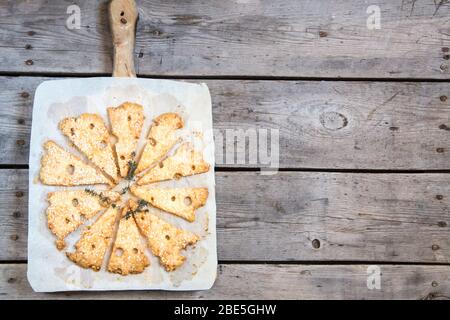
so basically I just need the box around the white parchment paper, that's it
[27,78,217,292]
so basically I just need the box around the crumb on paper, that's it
[192,131,203,139]
[204,212,209,232]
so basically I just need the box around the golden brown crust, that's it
[66,206,119,271]
[107,200,150,275]
[131,186,208,222]
[59,113,119,183]
[134,212,199,271]
[47,190,120,250]
[40,141,112,186]
[136,113,183,174]
[137,142,210,185]
[107,102,144,177]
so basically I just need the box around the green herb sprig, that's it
[84,188,111,205]
[124,199,150,220]
[126,160,138,180]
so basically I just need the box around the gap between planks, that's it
[5,165,450,174]
[1,71,450,83]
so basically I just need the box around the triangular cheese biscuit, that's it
[107,102,144,177]
[131,186,208,222]
[59,113,119,183]
[136,113,183,174]
[134,212,199,271]
[40,141,111,186]
[66,206,119,271]
[47,190,120,250]
[137,142,210,185]
[107,200,150,275]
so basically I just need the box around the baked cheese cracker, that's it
[131,186,208,222]
[59,113,119,183]
[134,212,199,271]
[137,142,210,185]
[66,206,119,271]
[47,190,120,250]
[40,141,111,186]
[107,102,144,177]
[107,200,150,275]
[136,113,183,174]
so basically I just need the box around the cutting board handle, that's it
[109,0,138,77]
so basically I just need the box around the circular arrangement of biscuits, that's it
[39,102,210,275]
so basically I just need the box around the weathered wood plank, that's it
[0,263,448,299]
[2,169,450,263]
[0,170,28,260]
[0,0,449,78]
[2,76,450,169]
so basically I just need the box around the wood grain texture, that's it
[2,169,450,263]
[0,0,449,78]
[1,263,449,299]
[0,170,28,260]
[109,0,138,77]
[2,76,450,169]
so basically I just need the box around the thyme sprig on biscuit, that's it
[126,160,138,180]
[124,199,150,220]
[84,188,112,205]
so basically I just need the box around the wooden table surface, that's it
[1,0,450,299]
